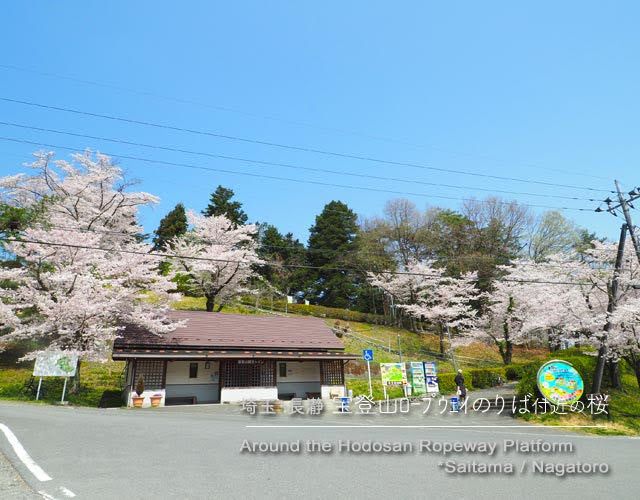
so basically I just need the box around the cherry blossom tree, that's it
[168,210,262,312]
[468,258,593,364]
[370,260,480,353]
[611,299,640,390]
[0,151,181,362]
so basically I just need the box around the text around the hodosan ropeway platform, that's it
[240,439,611,477]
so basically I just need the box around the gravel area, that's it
[0,451,40,499]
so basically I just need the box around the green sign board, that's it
[536,360,584,405]
[380,363,407,386]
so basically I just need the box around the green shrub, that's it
[515,355,597,404]
[470,368,505,389]
[436,373,460,394]
[505,364,526,381]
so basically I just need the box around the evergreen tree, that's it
[305,201,360,308]
[201,185,248,226]
[257,224,307,296]
[152,203,188,251]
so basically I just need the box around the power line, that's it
[0,136,596,212]
[0,96,612,194]
[0,236,596,286]
[0,63,610,182]
[0,121,601,203]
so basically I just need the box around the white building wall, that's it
[166,360,219,384]
[220,387,277,403]
[165,360,220,403]
[277,361,320,382]
[276,361,321,398]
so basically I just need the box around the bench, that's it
[165,396,197,406]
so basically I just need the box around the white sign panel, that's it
[33,351,78,377]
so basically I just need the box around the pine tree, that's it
[201,185,248,226]
[257,224,307,295]
[305,201,359,308]
[152,203,188,251]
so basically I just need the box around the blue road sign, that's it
[363,349,374,361]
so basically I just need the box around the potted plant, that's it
[150,393,163,407]
[132,375,145,407]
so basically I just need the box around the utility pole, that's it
[597,180,640,266]
[614,180,640,264]
[592,223,627,394]
[397,334,402,362]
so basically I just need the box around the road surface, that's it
[0,392,638,499]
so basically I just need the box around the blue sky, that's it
[1,1,639,242]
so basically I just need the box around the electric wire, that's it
[0,96,613,194]
[0,136,596,213]
[0,121,601,203]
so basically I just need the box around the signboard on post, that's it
[423,361,439,394]
[536,360,584,406]
[362,350,374,397]
[380,363,407,385]
[33,351,78,403]
[380,363,407,400]
[33,351,78,377]
[408,362,426,395]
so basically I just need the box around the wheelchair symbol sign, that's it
[363,349,374,361]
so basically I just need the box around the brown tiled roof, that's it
[112,348,358,361]
[114,310,346,351]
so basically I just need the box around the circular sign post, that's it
[536,360,584,406]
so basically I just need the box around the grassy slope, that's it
[0,361,125,406]
[519,374,640,437]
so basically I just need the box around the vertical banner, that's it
[408,361,426,395]
[423,361,439,394]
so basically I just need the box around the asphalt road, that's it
[0,393,638,500]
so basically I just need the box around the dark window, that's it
[189,363,198,379]
[320,360,344,385]
[221,360,275,387]
[134,360,164,390]
[279,363,287,378]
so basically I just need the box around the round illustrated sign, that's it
[536,360,584,405]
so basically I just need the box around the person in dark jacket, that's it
[454,369,466,401]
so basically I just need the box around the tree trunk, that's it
[205,294,214,312]
[607,360,622,390]
[631,354,640,391]
[439,324,445,354]
[504,341,513,365]
[592,342,607,394]
[71,360,81,393]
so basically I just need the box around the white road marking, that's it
[0,423,52,482]
[38,491,60,500]
[59,486,76,498]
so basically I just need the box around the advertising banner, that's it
[423,361,439,394]
[536,360,584,405]
[408,361,426,394]
[380,363,407,386]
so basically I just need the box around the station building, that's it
[112,310,356,407]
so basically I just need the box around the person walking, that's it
[454,369,466,401]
